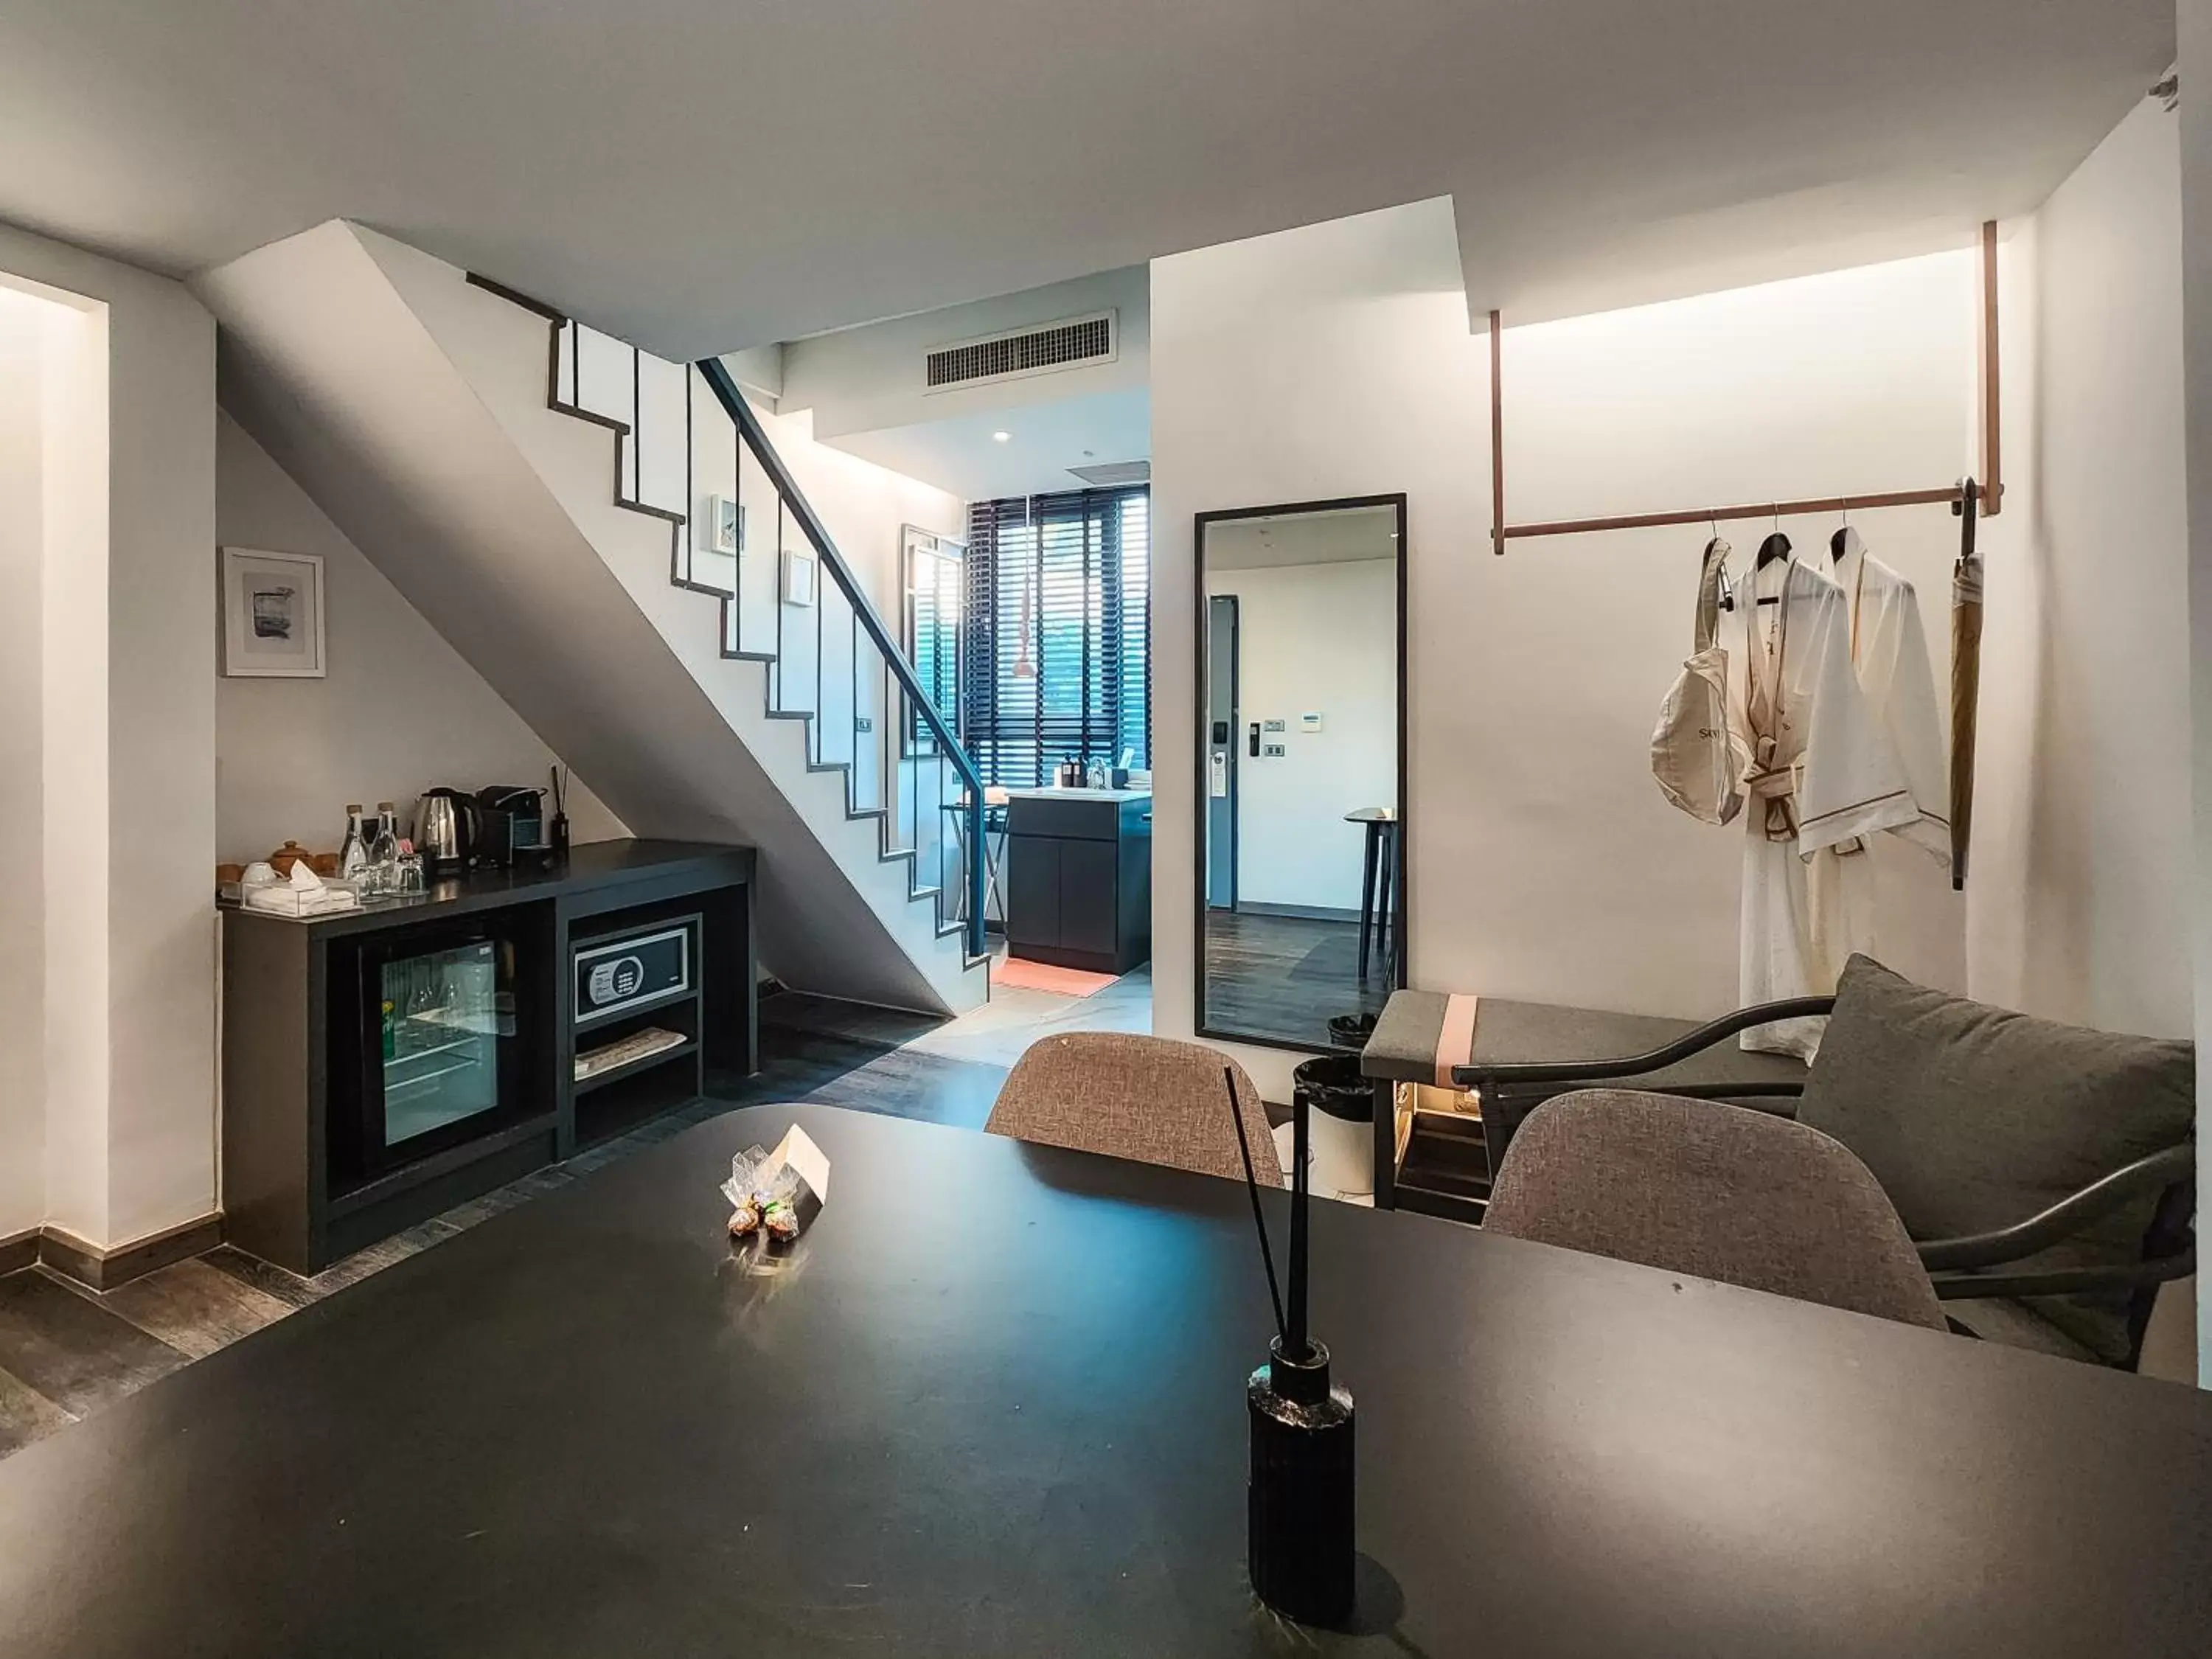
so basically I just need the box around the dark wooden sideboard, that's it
[220,838,756,1272]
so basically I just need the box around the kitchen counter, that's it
[1001,787,1152,805]
[1003,793,1151,975]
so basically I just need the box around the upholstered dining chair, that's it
[987,1032,1283,1186]
[1484,1088,1947,1330]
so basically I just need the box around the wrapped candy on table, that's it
[720,1130,828,1243]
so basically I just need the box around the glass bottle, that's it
[339,805,370,877]
[369,801,400,878]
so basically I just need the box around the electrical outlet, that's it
[1262,742,1287,758]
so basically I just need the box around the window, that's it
[963,486,1150,787]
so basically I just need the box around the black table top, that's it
[220,837,754,935]
[2,1105,2207,1657]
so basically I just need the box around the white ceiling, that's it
[827,388,1151,504]
[1205,507,1400,572]
[0,1,2171,356]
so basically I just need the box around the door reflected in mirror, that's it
[1196,496,1405,1052]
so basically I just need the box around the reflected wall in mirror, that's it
[1195,495,1406,1053]
[903,524,964,756]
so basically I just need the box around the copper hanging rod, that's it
[1501,485,1966,542]
[1487,220,2002,550]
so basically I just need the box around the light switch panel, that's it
[1262,718,1287,734]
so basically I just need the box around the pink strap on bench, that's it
[1434,994,1480,1088]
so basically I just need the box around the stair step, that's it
[498,290,984,1007]
[549,399,630,437]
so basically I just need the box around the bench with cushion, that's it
[1360,990,1807,1221]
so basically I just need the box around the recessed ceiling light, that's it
[992,431,1012,443]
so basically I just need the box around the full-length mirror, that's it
[1195,495,1406,1051]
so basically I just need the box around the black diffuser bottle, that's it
[1227,1071,1357,1628]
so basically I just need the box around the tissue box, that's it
[242,877,361,917]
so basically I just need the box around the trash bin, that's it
[1290,1054,1374,1200]
[1326,1012,1377,1052]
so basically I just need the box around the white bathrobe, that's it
[1727,553,1919,1057]
[1829,527,1949,860]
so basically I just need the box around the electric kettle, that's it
[413,787,477,870]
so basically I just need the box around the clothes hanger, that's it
[1711,509,1736,611]
[1753,503,1791,602]
[1829,497,1853,563]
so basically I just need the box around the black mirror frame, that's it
[1192,493,1409,1054]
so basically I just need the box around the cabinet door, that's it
[1057,838,1119,957]
[1005,835,1062,947]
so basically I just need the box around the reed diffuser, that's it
[1225,1067,1356,1627]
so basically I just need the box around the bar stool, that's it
[1346,807,1399,981]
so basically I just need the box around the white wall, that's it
[215,412,628,863]
[0,290,49,1238]
[1204,557,1397,911]
[1971,97,2191,1037]
[1152,199,1977,1096]
[0,221,216,1250]
[2178,0,2212,1386]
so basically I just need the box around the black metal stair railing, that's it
[504,286,987,960]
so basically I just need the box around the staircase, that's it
[200,222,987,1014]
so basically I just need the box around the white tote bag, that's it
[1651,538,1747,825]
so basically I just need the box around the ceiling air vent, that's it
[1066,459,1151,488]
[925,310,1116,392]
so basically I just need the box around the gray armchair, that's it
[1459,956,2196,1371]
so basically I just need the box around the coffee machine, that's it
[476,785,550,869]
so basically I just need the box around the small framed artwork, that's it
[220,548,327,678]
[782,546,818,608]
[700,494,743,557]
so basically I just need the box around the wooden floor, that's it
[0,988,1040,1464]
[1202,909,1392,1048]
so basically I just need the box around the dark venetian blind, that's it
[963,486,1150,788]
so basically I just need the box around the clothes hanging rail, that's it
[1488,222,2005,554]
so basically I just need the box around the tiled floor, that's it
[0,965,1153,1463]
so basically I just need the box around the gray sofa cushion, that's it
[1796,956,2194,1363]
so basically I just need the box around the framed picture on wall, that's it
[221,547,327,678]
[782,545,818,608]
